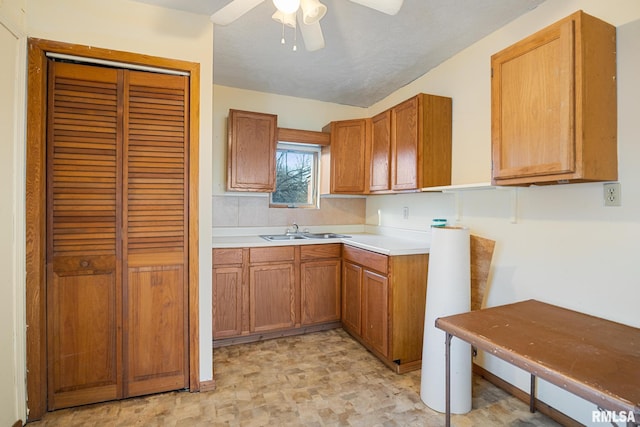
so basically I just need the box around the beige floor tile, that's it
[30,329,559,426]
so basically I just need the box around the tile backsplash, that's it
[213,195,366,228]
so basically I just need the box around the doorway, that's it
[25,38,201,421]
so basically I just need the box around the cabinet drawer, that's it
[250,246,295,263]
[213,248,243,265]
[300,244,341,260]
[342,245,388,274]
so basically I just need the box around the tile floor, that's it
[30,329,559,426]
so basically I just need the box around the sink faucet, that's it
[285,222,300,235]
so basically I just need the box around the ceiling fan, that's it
[210,0,404,52]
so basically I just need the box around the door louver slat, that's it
[50,75,118,258]
[126,80,187,254]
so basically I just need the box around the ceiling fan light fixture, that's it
[273,0,300,14]
[300,0,327,25]
[272,10,297,28]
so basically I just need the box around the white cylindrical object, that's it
[421,226,472,414]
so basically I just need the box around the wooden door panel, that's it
[370,110,391,192]
[213,267,243,338]
[391,96,419,190]
[227,109,277,191]
[47,268,120,409]
[249,264,296,332]
[363,270,389,357]
[330,119,369,194]
[301,260,341,325]
[46,61,123,410]
[341,261,362,335]
[492,20,575,179]
[125,263,188,396]
[123,71,189,397]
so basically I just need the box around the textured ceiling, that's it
[133,0,545,107]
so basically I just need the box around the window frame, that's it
[270,141,321,209]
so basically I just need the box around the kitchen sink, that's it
[260,234,308,241]
[303,232,351,239]
[260,233,351,241]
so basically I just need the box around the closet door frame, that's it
[25,38,201,421]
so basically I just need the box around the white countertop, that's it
[212,226,430,256]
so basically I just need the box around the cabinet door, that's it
[212,266,243,338]
[391,96,419,190]
[369,110,391,192]
[301,259,341,325]
[330,119,369,194]
[341,261,363,335]
[492,11,617,186]
[491,18,575,181]
[249,263,296,332]
[362,270,389,358]
[227,109,277,191]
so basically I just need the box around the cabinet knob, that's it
[80,260,90,268]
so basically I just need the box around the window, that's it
[270,142,320,208]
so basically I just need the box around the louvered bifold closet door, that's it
[123,71,189,396]
[46,61,123,410]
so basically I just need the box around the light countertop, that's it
[212,226,430,256]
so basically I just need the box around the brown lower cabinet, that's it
[212,243,428,373]
[212,244,342,345]
[342,245,429,373]
[249,246,297,332]
[212,248,245,339]
[301,245,342,325]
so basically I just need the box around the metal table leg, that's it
[530,374,536,413]
[445,332,452,427]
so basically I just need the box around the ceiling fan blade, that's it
[348,0,403,15]
[297,11,325,51]
[211,0,266,25]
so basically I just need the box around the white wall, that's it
[25,0,215,399]
[366,1,640,424]
[0,0,26,423]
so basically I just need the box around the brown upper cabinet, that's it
[388,93,452,191]
[327,118,371,194]
[227,109,277,191]
[369,110,392,192]
[491,10,617,186]
[326,93,452,195]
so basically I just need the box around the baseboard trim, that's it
[213,322,341,348]
[473,364,582,427]
[199,379,216,392]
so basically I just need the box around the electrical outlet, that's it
[603,183,621,207]
[402,206,409,219]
